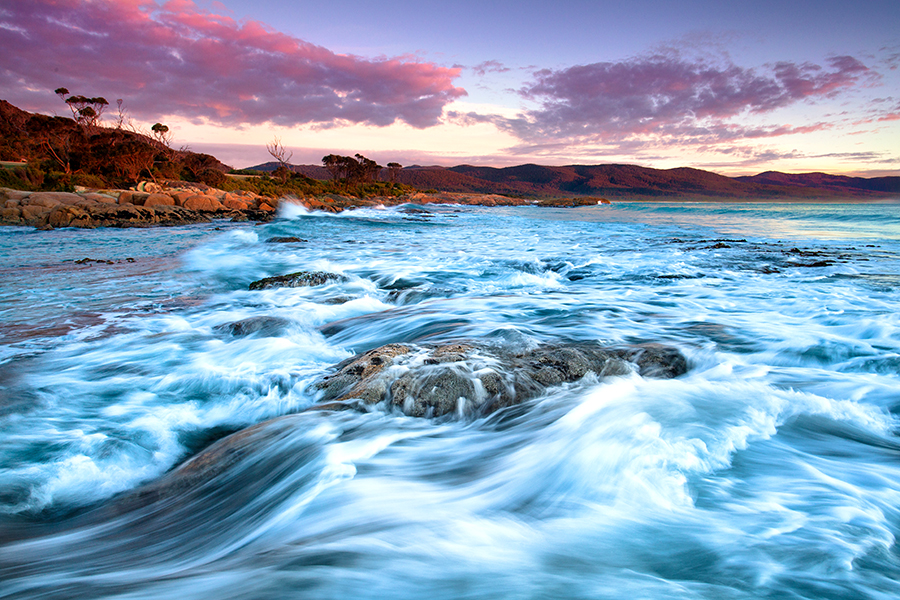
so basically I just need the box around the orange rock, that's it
[0,207,22,221]
[222,197,249,210]
[258,202,275,212]
[47,205,95,228]
[144,193,176,207]
[80,193,117,204]
[170,191,193,206]
[183,194,225,212]
[20,204,50,221]
[25,192,73,208]
[118,191,150,205]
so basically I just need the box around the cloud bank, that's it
[499,52,873,145]
[0,0,465,127]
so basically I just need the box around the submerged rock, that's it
[213,316,293,337]
[248,271,347,290]
[314,340,688,418]
[266,236,308,243]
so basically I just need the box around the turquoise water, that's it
[1,202,899,599]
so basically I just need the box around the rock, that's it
[222,197,249,210]
[266,237,308,243]
[248,271,347,290]
[183,194,224,212]
[0,188,31,201]
[0,206,22,223]
[213,316,292,337]
[20,204,50,222]
[258,202,275,212]
[117,191,150,205]
[171,191,193,206]
[46,205,95,228]
[313,341,688,418]
[23,192,72,208]
[80,192,118,204]
[242,209,275,222]
[143,193,176,207]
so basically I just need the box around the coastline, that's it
[3,184,898,231]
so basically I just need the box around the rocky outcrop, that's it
[313,341,688,418]
[0,183,283,228]
[248,271,347,290]
[98,338,687,513]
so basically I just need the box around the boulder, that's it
[171,191,193,206]
[183,194,224,212]
[222,197,249,210]
[20,204,50,221]
[24,191,79,208]
[248,271,347,290]
[258,202,275,212]
[118,191,150,205]
[0,206,22,223]
[314,341,688,418]
[143,193,176,207]
[46,205,95,228]
[80,192,118,204]
[0,188,31,201]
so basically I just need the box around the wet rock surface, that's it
[213,316,293,337]
[314,341,688,418]
[248,271,347,290]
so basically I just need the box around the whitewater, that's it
[1,201,899,599]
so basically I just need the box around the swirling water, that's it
[1,201,899,599]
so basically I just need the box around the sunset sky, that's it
[2,0,898,175]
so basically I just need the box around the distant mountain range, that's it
[248,161,900,200]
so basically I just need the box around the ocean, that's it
[1,201,899,599]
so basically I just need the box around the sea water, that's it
[1,202,899,599]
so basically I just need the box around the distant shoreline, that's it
[3,183,899,231]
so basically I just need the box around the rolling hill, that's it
[247,161,900,200]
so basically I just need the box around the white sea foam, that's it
[2,204,900,599]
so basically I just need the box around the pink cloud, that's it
[0,0,465,128]
[506,53,872,142]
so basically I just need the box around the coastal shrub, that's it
[72,173,106,189]
[0,167,38,190]
[197,167,227,188]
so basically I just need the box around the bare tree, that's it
[266,136,293,183]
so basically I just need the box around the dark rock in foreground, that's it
[314,341,688,418]
[101,338,687,514]
[248,271,347,290]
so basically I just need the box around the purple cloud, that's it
[505,53,872,141]
[0,0,466,128]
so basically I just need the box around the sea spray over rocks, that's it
[313,341,688,417]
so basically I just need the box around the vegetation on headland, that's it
[0,97,414,200]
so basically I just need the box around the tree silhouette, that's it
[387,162,402,184]
[266,136,293,183]
[55,88,108,131]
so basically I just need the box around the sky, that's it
[1,0,898,175]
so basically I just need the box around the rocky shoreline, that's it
[0,182,278,229]
[1,183,608,229]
